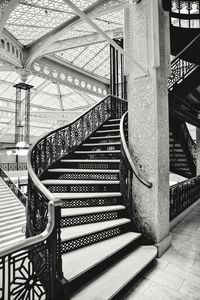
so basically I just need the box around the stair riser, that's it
[72,153,121,159]
[60,210,126,227]
[46,184,120,193]
[57,162,120,170]
[54,173,119,181]
[95,131,120,137]
[89,137,120,143]
[61,223,131,254]
[61,197,121,208]
[80,145,121,151]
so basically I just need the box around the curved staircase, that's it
[26,96,157,299]
[39,116,156,299]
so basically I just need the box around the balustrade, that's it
[170,175,200,220]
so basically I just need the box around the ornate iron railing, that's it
[170,175,200,220]
[119,112,152,219]
[0,167,27,207]
[180,121,196,164]
[0,201,63,300]
[168,56,197,90]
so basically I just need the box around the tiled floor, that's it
[123,204,200,300]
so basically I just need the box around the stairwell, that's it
[0,177,26,248]
[40,117,157,299]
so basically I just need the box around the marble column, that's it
[124,0,171,256]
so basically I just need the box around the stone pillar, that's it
[196,116,200,175]
[124,0,171,256]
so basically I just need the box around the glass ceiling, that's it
[0,0,125,142]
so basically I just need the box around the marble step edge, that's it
[82,142,121,147]
[61,218,131,242]
[61,205,125,217]
[74,150,120,154]
[53,192,122,200]
[60,159,120,163]
[48,169,120,174]
[71,245,157,300]
[62,232,141,282]
[42,180,120,185]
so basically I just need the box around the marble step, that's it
[61,205,125,217]
[42,180,120,186]
[0,217,26,228]
[74,150,121,154]
[53,192,122,200]
[47,168,120,181]
[0,230,25,245]
[82,142,121,147]
[96,129,120,134]
[61,205,125,227]
[71,245,157,300]
[107,118,121,123]
[0,206,24,215]
[61,218,131,242]
[48,169,119,174]
[89,135,120,140]
[102,123,120,128]
[62,232,141,282]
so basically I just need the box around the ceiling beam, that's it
[44,28,123,55]
[31,55,109,97]
[63,0,147,76]
[25,0,127,68]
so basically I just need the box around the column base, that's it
[155,233,171,258]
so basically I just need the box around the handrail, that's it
[0,167,27,206]
[171,33,200,66]
[120,112,152,188]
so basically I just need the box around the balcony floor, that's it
[123,203,200,300]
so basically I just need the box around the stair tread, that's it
[53,192,121,199]
[82,142,121,146]
[61,218,130,241]
[107,118,121,122]
[71,245,157,300]
[74,150,120,154]
[90,135,120,139]
[62,232,141,281]
[48,169,120,173]
[61,159,120,163]
[42,180,120,185]
[96,129,120,133]
[61,205,125,217]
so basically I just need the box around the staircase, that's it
[0,177,26,248]
[39,117,157,299]
[170,119,196,178]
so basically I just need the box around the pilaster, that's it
[124,0,171,255]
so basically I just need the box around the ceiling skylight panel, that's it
[71,0,98,11]
[93,59,110,78]
[55,46,86,63]
[73,42,107,68]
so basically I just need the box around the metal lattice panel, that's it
[61,227,121,253]
[60,211,118,227]
[58,173,119,181]
[48,183,118,193]
[61,197,119,208]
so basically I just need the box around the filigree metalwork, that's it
[170,175,200,220]
[168,57,198,90]
[0,238,59,300]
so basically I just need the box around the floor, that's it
[123,203,200,300]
